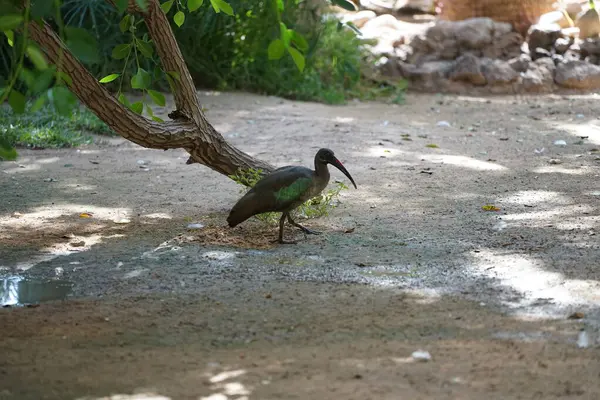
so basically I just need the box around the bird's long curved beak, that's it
[331,157,357,189]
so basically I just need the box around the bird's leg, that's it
[275,213,297,244]
[287,214,321,235]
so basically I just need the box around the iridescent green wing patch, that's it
[274,177,312,205]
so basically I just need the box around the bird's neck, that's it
[314,161,330,181]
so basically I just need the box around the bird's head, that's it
[316,148,357,189]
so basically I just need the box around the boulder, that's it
[554,37,573,54]
[532,47,553,61]
[555,60,600,89]
[454,18,495,49]
[483,32,523,59]
[522,65,555,92]
[448,54,486,85]
[580,38,600,57]
[528,23,563,52]
[481,59,519,85]
[508,54,532,72]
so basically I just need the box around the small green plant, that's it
[0,103,115,149]
[229,167,348,224]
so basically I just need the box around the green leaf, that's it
[111,43,131,60]
[288,47,305,72]
[115,0,128,13]
[173,11,185,27]
[152,116,164,123]
[31,0,54,19]
[330,0,357,11]
[267,39,285,60]
[31,67,55,93]
[119,14,131,33]
[49,86,77,116]
[5,30,14,46]
[280,22,291,48]
[30,95,46,112]
[135,38,153,58]
[65,27,100,64]
[99,73,120,83]
[26,45,48,70]
[290,30,308,52]
[135,0,148,11]
[57,71,73,86]
[165,74,176,92]
[210,0,233,15]
[118,92,130,107]
[8,90,25,114]
[161,0,174,13]
[345,21,361,35]
[0,15,23,32]
[166,70,180,81]
[276,0,284,12]
[188,0,204,12]
[0,136,18,161]
[130,101,143,114]
[148,89,166,106]
[131,68,151,90]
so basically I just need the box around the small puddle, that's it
[1,276,74,307]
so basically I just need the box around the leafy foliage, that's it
[229,167,348,224]
[0,104,115,150]
[0,0,398,160]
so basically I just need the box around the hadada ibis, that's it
[227,148,357,244]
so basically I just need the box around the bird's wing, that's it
[251,166,314,209]
[227,167,314,227]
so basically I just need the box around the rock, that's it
[508,54,532,72]
[448,54,486,85]
[481,59,519,84]
[341,10,376,28]
[454,18,495,49]
[532,47,553,60]
[576,7,600,39]
[563,49,581,62]
[399,60,452,90]
[528,23,563,52]
[536,56,557,71]
[580,38,600,57]
[586,55,600,65]
[552,54,565,65]
[483,32,524,59]
[555,60,600,89]
[396,0,435,13]
[521,57,555,92]
[554,37,573,54]
[379,56,403,77]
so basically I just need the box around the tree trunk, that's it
[27,0,274,179]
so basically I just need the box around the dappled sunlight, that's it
[469,249,600,315]
[419,154,507,171]
[199,369,251,400]
[558,122,600,145]
[501,204,595,227]
[0,204,133,230]
[533,165,594,175]
[212,122,233,134]
[498,190,571,206]
[334,116,354,123]
[76,392,171,400]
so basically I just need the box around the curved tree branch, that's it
[27,0,274,177]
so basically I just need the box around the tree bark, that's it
[26,0,274,178]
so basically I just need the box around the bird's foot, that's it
[291,224,321,235]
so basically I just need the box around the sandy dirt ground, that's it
[1,92,600,399]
